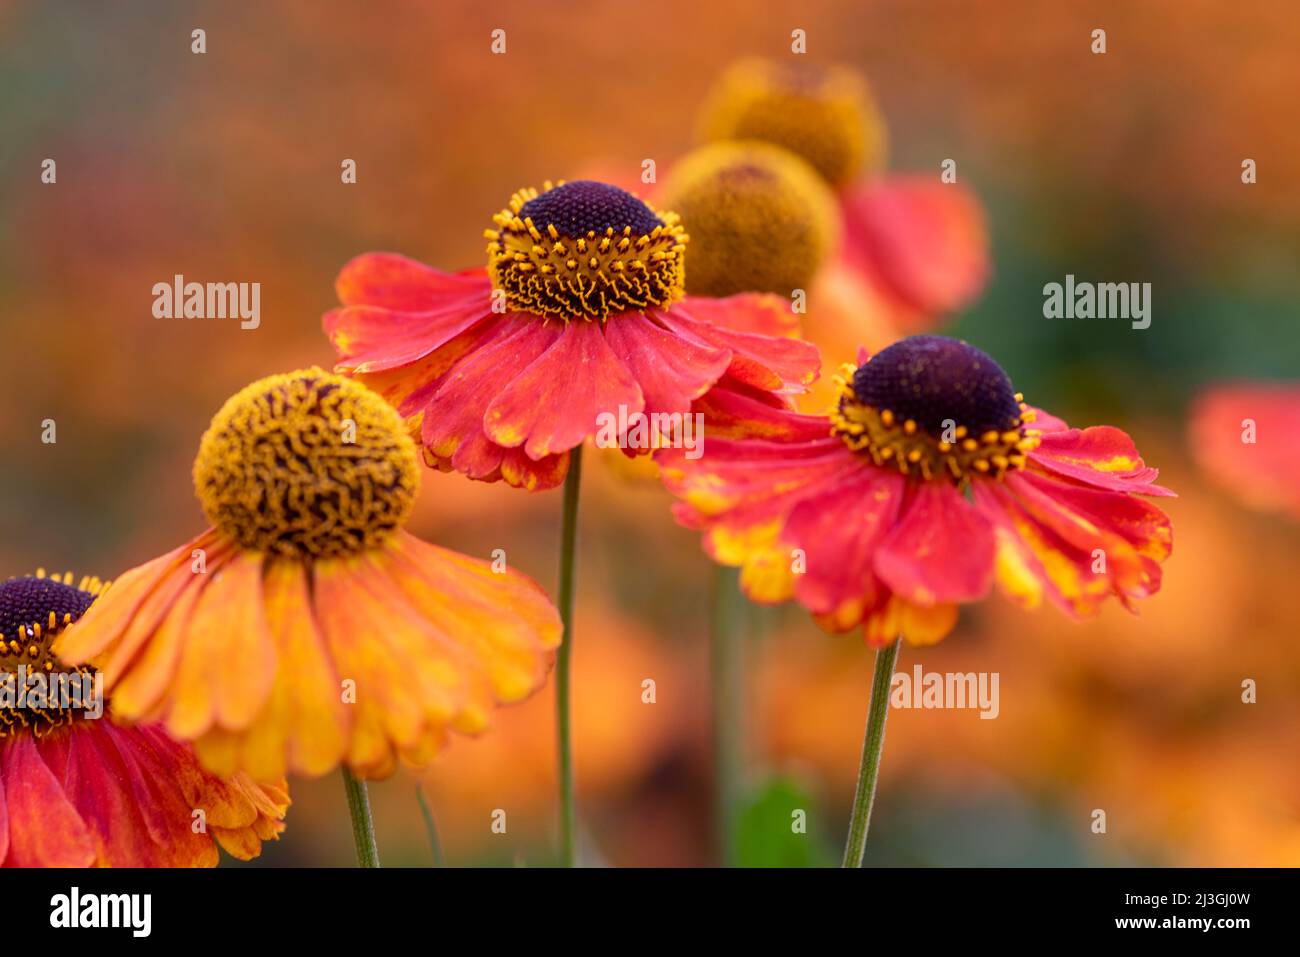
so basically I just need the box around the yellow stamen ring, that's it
[0,570,109,737]
[485,181,688,322]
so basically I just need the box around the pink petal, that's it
[484,320,644,460]
[874,480,996,605]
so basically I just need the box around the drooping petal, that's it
[659,432,859,527]
[1031,425,1174,496]
[379,531,561,703]
[861,594,959,648]
[1189,382,1300,517]
[313,550,497,777]
[130,723,288,860]
[97,532,237,694]
[420,315,562,477]
[659,301,820,393]
[335,253,490,310]
[499,446,570,491]
[106,543,233,723]
[1,735,95,867]
[604,310,730,414]
[207,560,351,780]
[840,175,990,317]
[1003,470,1171,606]
[691,381,831,442]
[165,549,276,740]
[972,466,1172,620]
[675,292,801,338]
[782,465,904,624]
[64,719,219,866]
[660,427,868,607]
[874,479,996,606]
[484,319,644,459]
[327,256,496,374]
[54,529,221,668]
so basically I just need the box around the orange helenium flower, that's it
[658,336,1175,646]
[323,180,821,491]
[1190,382,1300,519]
[699,58,990,329]
[0,571,287,866]
[55,369,562,781]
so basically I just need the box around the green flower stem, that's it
[710,564,744,866]
[555,444,583,867]
[341,767,380,868]
[415,784,445,867]
[841,637,901,868]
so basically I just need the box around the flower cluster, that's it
[14,50,1190,872]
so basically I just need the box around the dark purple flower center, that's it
[518,180,663,236]
[852,335,1022,437]
[0,576,95,638]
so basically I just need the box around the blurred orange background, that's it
[1,0,1297,865]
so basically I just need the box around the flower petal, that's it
[783,466,904,621]
[234,560,351,779]
[1003,470,1171,607]
[165,549,276,739]
[499,446,570,491]
[675,292,800,338]
[96,532,237,695]
[840,176,990,316]
[335,253,489,310]
[420,315,561,476]
[484,319,644,459]
[134,723,288,859]
[325,301,493,375]
[1031,425,1174,496]
[1190,383,1300,517]
[604,311,730,413]
[379,531,560,703]
[659,301,820,393]
[691,381,829,441]
[312,550,497,776]
[874,480,996,606]
[54,531,214,668]
[862,595,959,648]
[107,544,235,722]
[1,735,95,867]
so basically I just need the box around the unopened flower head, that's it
[660,141,839,298]
[698,58,886,187]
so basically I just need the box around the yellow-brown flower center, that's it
[0,571,107,737]
[485,180,688,321]
[830,336,1042,482]
[698,58,886,187]
[659,141,839,298]
[193,368,420,558]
